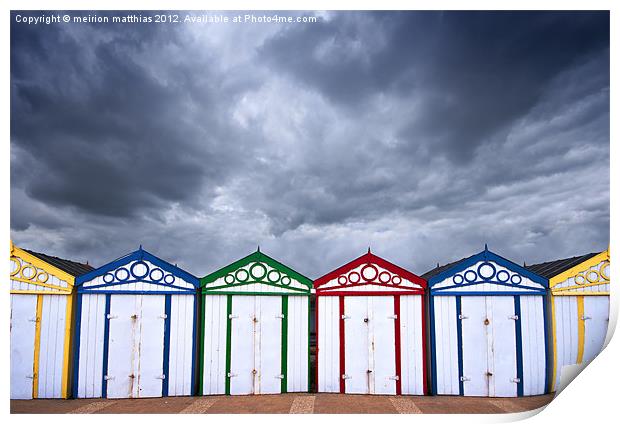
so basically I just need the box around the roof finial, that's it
[368,246,371,254]
[484,243,488,251]
[437,262,440,268]
[139,244,143,250]
[523,261,526,267]
[257,245,260,252]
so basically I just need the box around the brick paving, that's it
[10,393,554,414]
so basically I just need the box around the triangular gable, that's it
[76,247,199,293]
[314,251,426,295]
[548,249,609,295]
[10,243,75,294]
[428,248,547,295]
[201,250,312,295]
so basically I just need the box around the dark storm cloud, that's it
[10,11,609,276]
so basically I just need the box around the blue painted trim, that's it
[428,249,547,289]
[429,295,437,395]
[514,296,524,397]
[101,294,111,398]
[543,293,551,393]
[456,296,464,396]
[190,293,198,396]
[71,293,83,398]
[76,248,200,288]
[80,279,195,292]
[78,290,196,295]
[162,294,172,397]
[431,291,545,296]
[432,280,545,293]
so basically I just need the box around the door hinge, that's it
[388,315,398,320]
[156,375,166,380]
[341,314,350,320]
[276,374,285,379]
[159,314,168,319]
[106,314,118,320]
[342,374,351,380]
[276,314,285,319]
[460,376,470,382]
[227,372,237,378]
[581,316,592,321]
[26,374,35,379]
[511,378,521,383]
[104,375,115,381]
[228,314,238,319]
[509,315,519,321]
[389,375,400,381]
[458,315,468,320]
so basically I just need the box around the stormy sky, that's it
[10,11,610,278]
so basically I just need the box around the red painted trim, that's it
[317,281,423,292]
[394,295,402,395]
[339,296,345,394]
[421,293,428,395]
[316,290,424,296]
[314,252,427,289]
[315,296,319,392]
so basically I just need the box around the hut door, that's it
[582,297,610,364]
[10,295,37,399]
[461,296,489,396]
[136,295,166,397]
[344,297,369,394]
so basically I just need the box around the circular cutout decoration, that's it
[164,274,176,285]
[600,262,610,280]
[574,274,586,285]
[464,270,477,283]
[510,274,522,285]
[338,275,348,285]
[267,270,281,283]
[391,275,402,285]
[361,264,379,282]
[379,271,391,284]
[453,274,464,285]
[10,258,21,276]
[348,272,361,284]
[281,276,291,286]
[497,270,510,283]
[150,268,164,282]
[103,273,115,284]
[586,270,600,284]
[250,263,267,280]
[20,265,36,280]
[115,268,130,282]
[235,269,249,282]
[130,261,149,279]
[37,272,49,284]
[477,262,496,280]
[224,274,235,284]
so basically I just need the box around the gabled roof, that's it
[76,246,199,287]
[526,252,601,279]
[201,249,313,288]
[314,249,426,288]
[424,246,547,288]
[24,249,94,277]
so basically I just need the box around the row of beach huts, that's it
[9,241,610,400]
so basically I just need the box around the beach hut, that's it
[73,247,199,399]
[527,249,610,392]
[10,242,93,399]
[424,246,549,397]
[314,250,427,395]
[200,249,312,395]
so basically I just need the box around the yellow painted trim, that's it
[553,291,609,296]
[10,246,75,286]
[32,294,43,399]
[61,293,74,398]
[576,296,585,364]
[550,296,558,392]
[11,289,71,295]
[549,250,610,288]
[11,277,72,292]
[552,281,610,293]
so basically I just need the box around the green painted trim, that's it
[199,294,206,395]
[307,295,311,393]
[202,291,310,296]
[201,250,313,288]
[225,295,232,395]
[203,279,309,294]
[281,296,288,393]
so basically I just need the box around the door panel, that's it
[583,296,609,364]
[107,296,139,399]
[461,296,488,396]
[344,297,369,394]
[371,297,396,395]
[230,296,254,395]
[137,295,165,398]
[10,295,37,399]
[487,297,517,397]
[256,296,281,394]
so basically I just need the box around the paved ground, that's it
[11,393,554,414]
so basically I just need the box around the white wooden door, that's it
[230,296,255,395]
[344,297,369,394]
[582,296,610,364]
[137,295,165,398]
[487,297,517,397]
[256,296,281,394]
[371,297,396,394]
[461,296,489,396]
[107,296,139,398]
[10,295,37,399]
